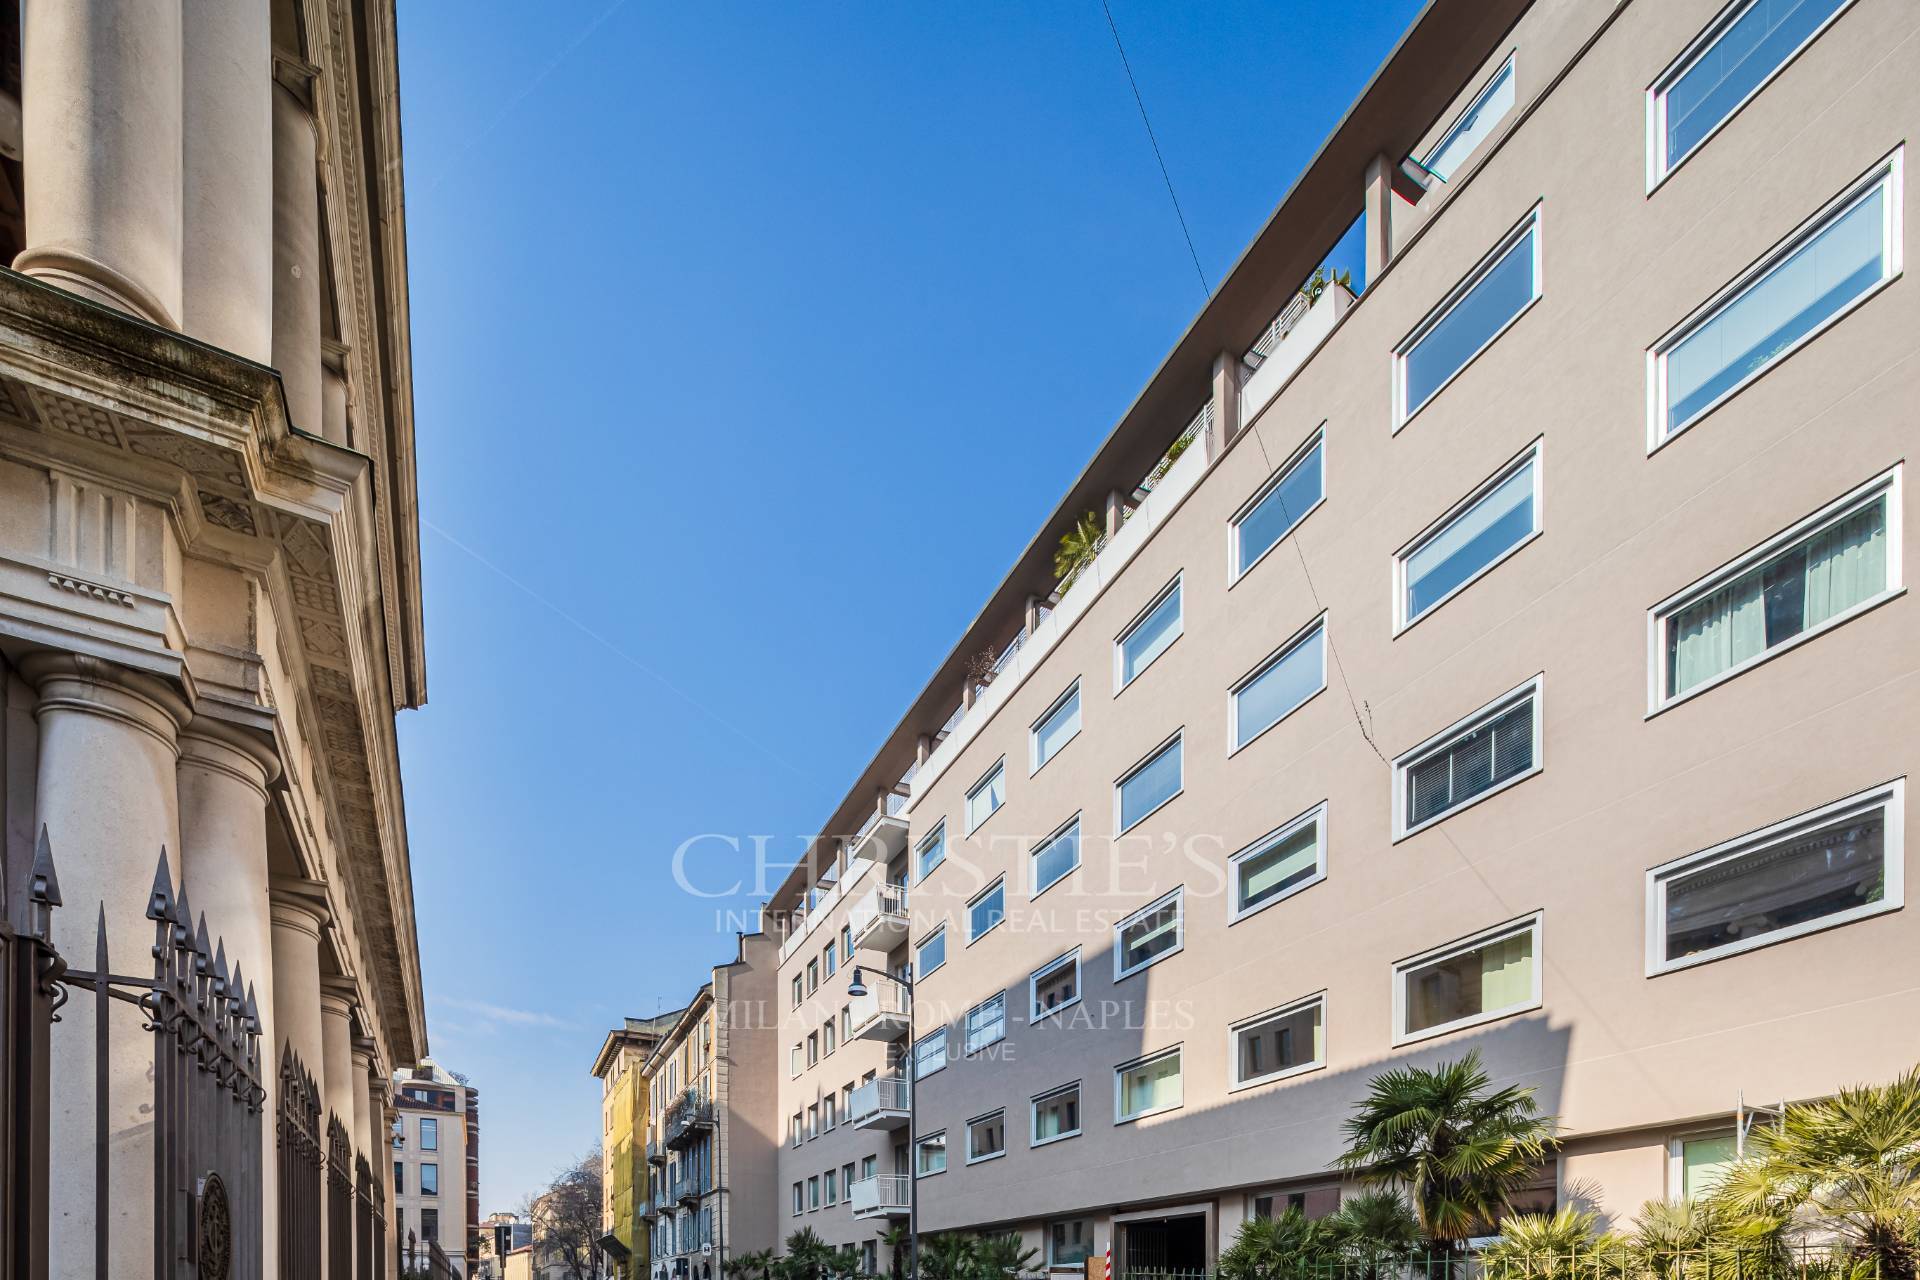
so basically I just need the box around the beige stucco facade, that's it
[393,1059,479,1275]
[764,0,1920,1270]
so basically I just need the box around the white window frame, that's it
[1113,1046,1184,1124]
[1113,887,1185,982]
[966,877,1006,945]
[1394,203,1543,430]
[1392,911,1544,1046]
[1228,802,1329,924]
[915,924,947,978]
[965,1109,1008,1165]
[1392,675,1544,841]
[1228,613,1328,754]
[1645,0,1860,190]
[914,821,946,884]
[914,1131,947,1179]
[1228,426,1326,585]
[1419,51,1517,183]
[964,758,1007,835]
[1028,948,1083,1023]
[964,991,1007,1055]
[1646,466,1903,714]
[1030,679,1083,776]
[1645,779,1904,976]
[1030,1081,1083,1148]
[1029,813,1082,899]
[912,1029,948,1081]
[1666,1128,1739,1199]
[1114,574,1184,692]
[1114,730,1184,835]
[1227,991,1328,1092]
[1648,150,1903,451]
[1394,439,1544,633]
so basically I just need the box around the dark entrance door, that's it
[1122,1213,1208,1280]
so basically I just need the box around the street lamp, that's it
[847,965,916,1280]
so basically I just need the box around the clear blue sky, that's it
[394,0,1425,1213]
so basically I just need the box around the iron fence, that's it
[280,1049,324,1280]
[1123,1244,1885,1280]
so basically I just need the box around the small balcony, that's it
[849,792,910,865]
[848,882,908,954]
[641,1197,660,1221]
[645,1139,665,1166]
[664,1093,715,1151]
[847,1076,910,1131]
[674,1177,704,1207]
[848,982,910,1043]
[849,1174,910,1219]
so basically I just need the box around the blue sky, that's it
[394,0,1424,1212]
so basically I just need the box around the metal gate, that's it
[326,1116,354,1280]
[280,1049,324,1280]
[356,1154,386,1280]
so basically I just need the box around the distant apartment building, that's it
[764,0,1920,1273]
[394,1058,482,1275]
[474,1212,534,1280]
[641,936,782,1280]
[595,1013,687,1277]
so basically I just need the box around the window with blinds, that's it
[1397,680,1542,837]
[1396,915,1541,1042]
[1649,781,1902,974]
[1115,889,1184,980]
[1230,804,1327,921]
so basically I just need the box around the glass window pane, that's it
[918,928,946,976]
[1237,441,1324,574]
[1235,821,1323,914]
[1405,459,1537,621]
[1664,0,1851,168]
[966,763,1005,831]
[969,883,1005,940]
[1121,584,1183,685]
[1681,1134,1738,1198]
[1234,1000,1324,1085]
[1407,696,1535,828]
[1119,896,1181,974]
[1667,183,1884,433]
[916,825,945,879]
[1119,738,1182,831]
[1404,926,1535,1035]
[1403,223,1538,418]
[1032,821,1081,894]
[1664,807,1885,963]
[1234,625,1325,748]
[1033,685,1081,769]
[1050,1221,1095,1267]
[1424,57,1516,181]
[1032,956,1079,1018]
[1119,1052,1183,1118]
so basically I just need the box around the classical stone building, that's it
[0,0,426,1275]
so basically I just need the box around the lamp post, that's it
[847,964,916,1280]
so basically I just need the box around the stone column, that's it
[15,2,184,326]
[1210,353,1240,453]
[322,343,352,445]
[271,69,325,435]
[271,877,329,1277]
[1364,152,1395,285]
[352,1040,380,1167]
[320,977,359,1135]
[182,0,274,361]
[21,652,188,1280]
[178,718,282,1268]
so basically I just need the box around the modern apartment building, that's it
[394,1059,482,1275]
[596,1012,687,1277]
[642,935,782,1280]
[765,0,1919,1272]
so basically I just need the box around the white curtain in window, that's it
[1477,931,1534,1011]
[1802,503,1887,628]
[1671,574,1766,693]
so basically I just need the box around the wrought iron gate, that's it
[355,1154,386,1280]
[326,1116,354,1280]
[280,1050,324,1280]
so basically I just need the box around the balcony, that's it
[664,1093,715,1151]
[848,982,910,1043]
[849,791,910,865]
[673,1177,704,1207]
[849,1174,910,1219]
[645,1139,665,1166]
[847,1076,910,1131]
[641,1197,660,1221]
[848,882,908,954]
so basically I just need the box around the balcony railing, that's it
[849,1173,911,1218]
[847,882,908,953]
[848,1075,911,1130]
[850,790,912,863]
[848,982,911,1043]
[664,1092,715,1150]
[645,1138,665,1165]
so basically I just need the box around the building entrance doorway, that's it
[1121,1212,1208,1279]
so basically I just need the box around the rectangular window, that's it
[1115,1048,1183,1122]
[823,1021,836,1056]
[1421,53,1516,182]
[914,823,946,882]
[1232,432,1324,580]
[420,1161,438,1195]
[1049,1221,1096,1269]
[806,959,818,993]
[841,925,853,960]
[1399,443,1542,627]
[965,759,1006,834]
[807,1033,818,1067]
[1231,617,1326,751]
[915,1132,947,1178]
[912,1029,948,1081]
[393,1162,404,1194]
[1397,207,1541,425]
[916,926,947,978]
[807,1104,818,1138]
[964,992,1006,1054]
[790,1113,802,1147]
[824,1096,837,1131]
[1652,155,1900,443]
[1653,470,1900,707]
[1649,0,1856,183]
[824,1168,837,1205]
[967,878,1006,943]
[791,975,803,1008]
[421,1209,438,1244]
[1396,913,1542,1044]
[1230,994,1326,1089]
[1117,577,1183,688]
[420,1117,438,1151]
[1648,780,1902,974]
[843,1162,856,1199]
[808,1176,820,1210]
[1031,1083,1082,1146]
[824,945,836,978]
[1030,816,1081,897]
[1030,681,1082,773]
[1230,804,1328,922]
[1030,949,1081,1022]
[1116,733,1183,833]
[1395,677,1542,839]
[1115,888,1183,980]
[792,1183,803,1217]
[967,1110,1007,1163]
[1670,1132,1738,1199]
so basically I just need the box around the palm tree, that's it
[1053,511,1105,591]
[1218,1209,1337,1280]
[919,1233,980,1280]
[734,1251,778,1280]
[1325,1191,1425,1280]
[785,1229,839,1280]
[1630,1199,1780,1280]
[877,1226,911,1280]
[1478,1208,1631,1280]
[975,1233,1040,1279]
[1713,1066,1920,1280]
[1336,1051,1559,1252]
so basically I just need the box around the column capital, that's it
[179,716,283,797]
[319,973,360,1021]
[19,650,191,751]
[268,876,331,938]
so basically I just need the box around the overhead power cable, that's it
[1100,0,1210,298]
